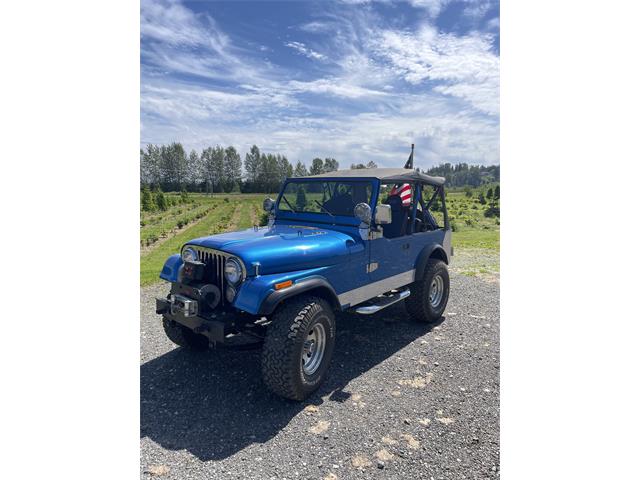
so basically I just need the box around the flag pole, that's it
[404,143,414,169]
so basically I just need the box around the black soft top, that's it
[302,168,445,187]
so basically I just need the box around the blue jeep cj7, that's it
[157,167,452,400]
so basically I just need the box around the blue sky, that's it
[141,0,499,170]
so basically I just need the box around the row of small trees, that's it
[466,185,500,202]
[426,163,500,187]
[140,186,190,212]
[140,142,340,193]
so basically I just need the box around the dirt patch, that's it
[375,449,394,461]
[351,455,372,469]
[398,374,433,388]
[401,433,420,449]
[309,420,330,435]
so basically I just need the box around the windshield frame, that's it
[275,177,377,226]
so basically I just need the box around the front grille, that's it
[188,246,228,304]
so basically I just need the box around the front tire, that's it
[162,317,209,351]
[261,296,336,401]
[406,259,450,323]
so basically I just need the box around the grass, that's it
[140,202,237,286]
[140,202,220,247]
[453,229,500,250]
[139,197,265,286]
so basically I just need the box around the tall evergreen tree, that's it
[201,145,224,193]
[223,146,242,192]
[293,160,308,177]
[186,149,201,191]
[310,158,324,175]
[244,145,261,189]
[141,185,154,211]
[277,154,293,181]
[323,158,339,172]
[158,143,187,190]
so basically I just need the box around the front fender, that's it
[233,267,339,315]
[159,254,183,283]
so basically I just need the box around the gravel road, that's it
[141,271,499,479]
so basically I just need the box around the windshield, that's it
[278,180,373,217]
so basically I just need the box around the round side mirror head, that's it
[263,197,275,212]
[354,202,372,224]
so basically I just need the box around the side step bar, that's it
[354,289,410,315]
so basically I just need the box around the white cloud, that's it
[285,41,328,61]
[141,0,228,53]
[141,0,266,84]
[462,0,492,20]
[142,79,498,167]
[298,21,334,33]
[373,25,499,115]
[407,0,451,17]
[141,0,500,166]
[287,78,388,99]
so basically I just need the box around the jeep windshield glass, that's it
[278,180,373,217]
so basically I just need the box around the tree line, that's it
[140,142,500,193]
[423,163,500,187]
[140,142,339,193]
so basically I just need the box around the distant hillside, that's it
[422,163,500,188]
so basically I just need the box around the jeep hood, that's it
[185,224,357,275]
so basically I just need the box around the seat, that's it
[323,192,354,216]
[382,195,409,238]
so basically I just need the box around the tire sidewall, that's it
[294,302,336,394]
[424,262,450,319]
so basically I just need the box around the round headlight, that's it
[354,202,372,224]
[224,257,243,284]
[263,197,275,212]
[182,247,198,262]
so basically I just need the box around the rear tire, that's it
[162,317,209,351]
[406,259,450,323]
[261,295,336,401]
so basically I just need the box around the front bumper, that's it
[156,297,227,343]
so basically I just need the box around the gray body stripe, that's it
[338,269,416,307]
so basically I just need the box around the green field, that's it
[140,194,265,285]
[140,188,499,285]
[445,188,500,250]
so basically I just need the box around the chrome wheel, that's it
[429,274,444,308]
[301,322,326,375]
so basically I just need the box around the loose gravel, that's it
[141,271,499,479]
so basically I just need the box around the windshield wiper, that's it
[315,200,335,219]
[280,196,299,213]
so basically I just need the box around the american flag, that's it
[389,144,414,206]
[389,183,412,206]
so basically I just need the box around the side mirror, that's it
[375,204,392,224]
[263,197,275,212]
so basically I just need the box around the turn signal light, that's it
[275,280,293,290]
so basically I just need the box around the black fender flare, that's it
[258,275,341,315]
[415,244,449,280]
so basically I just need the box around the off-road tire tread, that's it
[162,317,209,351]
[406,259,449,323]
[261,295,331,400]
